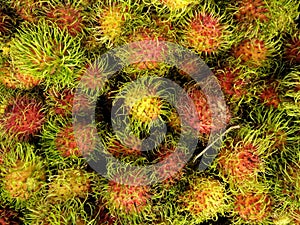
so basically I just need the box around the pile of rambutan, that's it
[0,0,299,224]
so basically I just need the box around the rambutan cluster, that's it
[0,0,299,224]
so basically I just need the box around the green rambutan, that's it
[9,19,85,90]
[112,76,172,134]
[88,1,129,48]
[46,167,92,204]
[247,107,298,155]
[24,198,93,225]
[0,93,45,141]
[151,0,197,12]
[0,143,46,209]
[177,174,231,224]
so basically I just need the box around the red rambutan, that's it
[234,0,269,24]
[217,142,262,184]
[106,135,142,158]
[54,122,96,158]
[125,28,168,70]
[234,188,272,223]
[179,86,212,135]
[284,33,300,65]
[215,66,248,99]
[232,38,268,67]
[104,169,152,218]
[0,94,45,141]
[185,13,223,55]
[46,3,84,36]
[259,82,281,108]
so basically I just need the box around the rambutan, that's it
[122,27,169,71]
[106,134,142,159]
[232,183,273,224]
[181,5,233,56]
[0,207,21,225]
[214,126,274,186]
[77,61,110,95]
[10,0,44,22]
[234,0,270,24]
[87,1,135,49]
[46,3,85,37]
[178,85,212,135]
[232,38,268,67]
[0,93,45,141]
[0,8,15,37]
[284,32,300,65]
[99,167,153,223]
[215,66,249,100]
[279,162,300,204]
[9,19,85,91]
[0,143,46,208]
[0,67,42,89]
[41,118,97,161]
[247,107,297,154]
[112,77,172,133]
[259,81,281,108]
[24,198,92,225]
[154,143,187,187]
[217,142,261,184]
[280,70,300,117]
[178,174,231,224]
[229,0,299,35]
[157,0,196,11]
[46,168,92,203]
[44,87,74,117]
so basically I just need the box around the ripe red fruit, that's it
[1,95,45,141]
